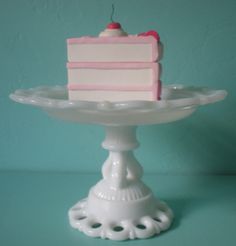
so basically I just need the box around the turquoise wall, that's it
[0,0,235,174]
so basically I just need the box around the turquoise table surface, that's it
[1,171,235,246]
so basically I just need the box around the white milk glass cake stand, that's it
[10,84,227,241]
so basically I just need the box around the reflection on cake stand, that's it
[10,84,227,240]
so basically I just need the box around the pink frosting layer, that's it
[67,62,157,70]
[67,36,158,62]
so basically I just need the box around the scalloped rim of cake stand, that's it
[9,84,227,125]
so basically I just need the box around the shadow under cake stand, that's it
[10,84,227,240]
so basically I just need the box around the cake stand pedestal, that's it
[69,125,173,240]
[10,84,227,240]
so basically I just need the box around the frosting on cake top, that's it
[99,22,128,37]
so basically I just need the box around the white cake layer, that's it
[68,90,155,102]
[68,44,152,62]
[67,63,159,86]
[67,36,159,62]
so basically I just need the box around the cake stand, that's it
[10,84,227,240]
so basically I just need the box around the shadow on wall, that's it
[139,111,236,174]
[163,197,207,231]
[154,176,236,232]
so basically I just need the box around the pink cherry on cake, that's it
[138,30,160,41]
[107,22,121,29]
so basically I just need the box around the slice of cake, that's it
[67,22,162,102]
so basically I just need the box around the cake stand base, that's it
[68,126,173,240]
[69,198,173,240]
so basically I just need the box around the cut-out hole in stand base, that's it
[136,224,146,230]
[113,226,124,232]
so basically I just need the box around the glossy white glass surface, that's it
[9,84,227,240]
[10,84,227,125]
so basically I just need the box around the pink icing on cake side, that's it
[157,80,162,100]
